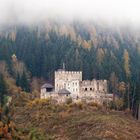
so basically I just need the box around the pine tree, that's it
[20,72,30,92]
[16,73,20,87]
[0,74,7,107]
[16,72,30,92]
[138,103,140,121]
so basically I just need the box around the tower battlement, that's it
[55,70,82,75]
[55,70,82,81]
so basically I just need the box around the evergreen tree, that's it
[20,72,30,92]
[0,74,7,107]
[16,73,20,87]
[16,72,30,92]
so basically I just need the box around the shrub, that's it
[59,111,69,118]
[76,101,83,110]
[0,121,3,127]
[88,102,103,110]
[108,99,124,111]
[108,101,116,110]
[88,102,99,107]
[92,106,98,111]
[27,98,51,108]
[66,97,72,104]
[115,98,124,110]
[28,128,45,140]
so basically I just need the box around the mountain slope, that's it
[10,95,140,140]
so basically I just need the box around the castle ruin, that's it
[41,69,113,103]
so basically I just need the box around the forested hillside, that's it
[1,21,140,80]
[0,20,140,118]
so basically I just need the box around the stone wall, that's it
[80,79,108,94]
[40,90,56,99]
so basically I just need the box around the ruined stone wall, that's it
[40,90,56,99]
[80,79,108,96]
[98,80,108,93]
[80,80,97,93]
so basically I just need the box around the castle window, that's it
[85,88,87,91]
[90,88,92,91]
[97,82,99,90]
[75,82,77,86]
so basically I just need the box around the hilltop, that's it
[8,93,140,140]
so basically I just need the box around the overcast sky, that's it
[0,0,140,25]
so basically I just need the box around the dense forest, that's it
[0,20,140,118]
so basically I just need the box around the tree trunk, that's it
[127,83,130,109]
[138,103,140,122]
[131,83,136,112]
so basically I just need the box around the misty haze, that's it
[0,0,140,140]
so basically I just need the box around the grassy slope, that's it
[10,94,140,140]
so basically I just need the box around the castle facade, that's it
[55,69,108,97]
[41,69,112,103]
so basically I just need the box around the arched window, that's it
[90,88,92,91]
[85,88,87,91]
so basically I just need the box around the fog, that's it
[0,0,140,26]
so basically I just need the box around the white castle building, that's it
[41,68,113,103]
[55,69,82,98]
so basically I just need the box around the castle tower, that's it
[55,70,82,97]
